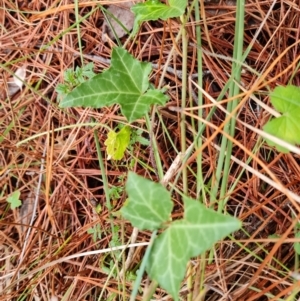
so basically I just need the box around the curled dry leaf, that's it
[1,66,27,99]
[54,133,78,162]
[102,1,141,42]
[19,190,35,236]
[13,66,26,90]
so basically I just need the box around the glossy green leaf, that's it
[60,47,168,122]
[104,126,131,160]
[263,85,300,153]
[7,190,22,209]
[131,0,187,35]
[146,198,241,300]
[121,172,173,231]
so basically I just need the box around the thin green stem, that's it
[130,231,157,301]
[209,0,245,209]
[218,0,245,212]
[142,280,159,301]
[207,0,245,264]
[208,0,277,209]
[93,130,111,213]
[194,0,207,297]
[145,114,164,180]
[74,0,84,65]
[180,15,188,195]
[194,0,205,201]
[179,12,192,301]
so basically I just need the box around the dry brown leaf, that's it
[102,1,141,42]
[1,66,27,99]
[13,66,26,91]
[19,190,35,236]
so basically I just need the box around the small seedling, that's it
[56,62,96,99]
[100,225,123,275]
[108,185,124,200]
[129,128,149,147]
[87,224,102,242]
[7,190,22,209]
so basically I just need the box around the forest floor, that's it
[1,0,300,300]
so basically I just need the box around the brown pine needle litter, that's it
[1,0,300,300]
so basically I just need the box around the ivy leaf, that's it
[146,198,241,300]
[60,47,168,122]
[263,85,300,153]
[104,126,131,160]
[7,190,22,209]
[121,172,173,231]
[131,0,187,36]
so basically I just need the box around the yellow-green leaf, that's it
[104,126,131,160]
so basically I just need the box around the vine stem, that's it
[129,231,157,301]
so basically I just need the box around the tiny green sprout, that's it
[7,190,22,209]
[87,224,102,242]
[108,185,123,200]
[129,128,149,147]
[56,62,96,99]
[95,203,102,214]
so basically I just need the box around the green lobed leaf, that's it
[7,190,22,209]
[263,113,300,153]
[131,0,187,35]
[60,47,168,122]
[146,198,241,300]
[121,172,173,231]
[263,85,300,153]
[270,85,300,113]
[104,126,131,160]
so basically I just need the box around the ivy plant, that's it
[59,47,168,122]
[58,47,241,299]
[121,172,241,300]
[263,85,300,153]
